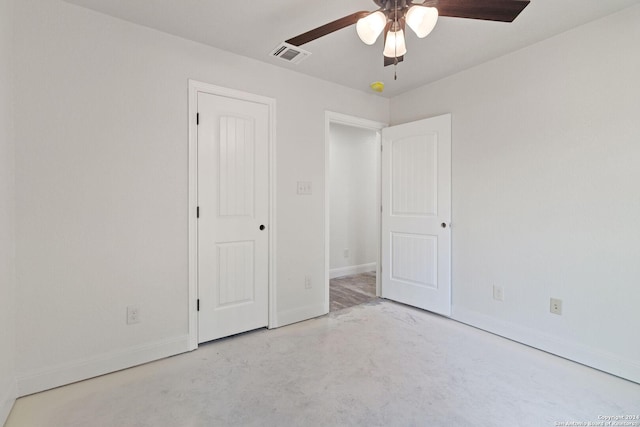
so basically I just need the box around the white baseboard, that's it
[0,377,16,426]
[16,335,191,397]
[452,306,640,384]
[329,263,377,279]
[273,303,326,328]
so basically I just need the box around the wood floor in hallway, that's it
[330,271,378,312]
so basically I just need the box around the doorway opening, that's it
[325,112,386,313]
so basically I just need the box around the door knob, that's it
[441,223,447,228]
[259,225,266,231]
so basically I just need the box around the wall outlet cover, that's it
[550,298,563,315]
[127,305,141,324]
[493,285,504,301]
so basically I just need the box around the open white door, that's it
[381,114,452,316]
[197,92,270,343]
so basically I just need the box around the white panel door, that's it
[197,92,269,343]
[381,114,451,316]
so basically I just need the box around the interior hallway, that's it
[6,301,639,427]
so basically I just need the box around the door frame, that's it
[324,111,387,313]
[188,80,277,350]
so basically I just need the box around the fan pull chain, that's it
[394,0,398,80]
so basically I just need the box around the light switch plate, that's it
[297,181,312,195]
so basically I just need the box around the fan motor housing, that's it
[374,0,438,11]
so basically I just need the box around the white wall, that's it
[391,5,640,383]
[0,0,17,422]
[13,0,389,395]
[329,124,378,277]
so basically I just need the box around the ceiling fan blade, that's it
[384,55,404,67]
[436,0,530,22]
[286,11,371,46]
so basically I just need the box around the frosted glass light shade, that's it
[356,11,387,45]
[406,5,439,38]
[383,28,407,57]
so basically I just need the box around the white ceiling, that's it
[64,0,640,98]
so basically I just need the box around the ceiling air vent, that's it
[270,42,311,65]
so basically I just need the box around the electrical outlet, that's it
[550,298,562,315]
[127,305,141,324]
[343,248,349,258]
[304,275,312,289]
[493,285,504,301]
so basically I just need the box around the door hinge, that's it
[197,299,200,311]
[197,206,200,218]
[380,205,383,213]
[196,113,199,125]
[381,145,383,152]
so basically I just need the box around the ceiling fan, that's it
[286,0,530,69]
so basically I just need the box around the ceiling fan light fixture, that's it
[406,5,439,38]
[285,0,530,68]
[356,11,387,45]
[383,28,407,58]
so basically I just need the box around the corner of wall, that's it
[0,379,17,425]
[0,0,17,423]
